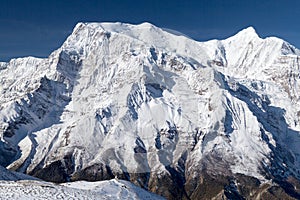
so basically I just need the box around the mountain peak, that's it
[239,26,257,35]
[71,22,157,34]
[233,26,259,38]
[138,21,156,28]
[225,26,261,44]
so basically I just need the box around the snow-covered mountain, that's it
[1,22,300,199]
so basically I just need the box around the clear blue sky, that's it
[1,0,300,61]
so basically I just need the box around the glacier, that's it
[0,22,300,199]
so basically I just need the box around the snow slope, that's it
[0,179,164,200]
[1,22,300,199]
[0,165,38,181]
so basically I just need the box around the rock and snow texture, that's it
[0,179,164,200]
[1,22,300,199]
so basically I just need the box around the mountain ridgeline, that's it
[1,22,300,199]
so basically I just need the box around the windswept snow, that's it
[0,179,165,200]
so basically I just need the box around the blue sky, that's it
[1,0,300,61]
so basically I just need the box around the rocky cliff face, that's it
[1,22,300,199]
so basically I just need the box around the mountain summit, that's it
[233,26,259,38]
[1,22,300,199]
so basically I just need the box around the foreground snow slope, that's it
[0,179,164,200]
[1,22,300,199]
